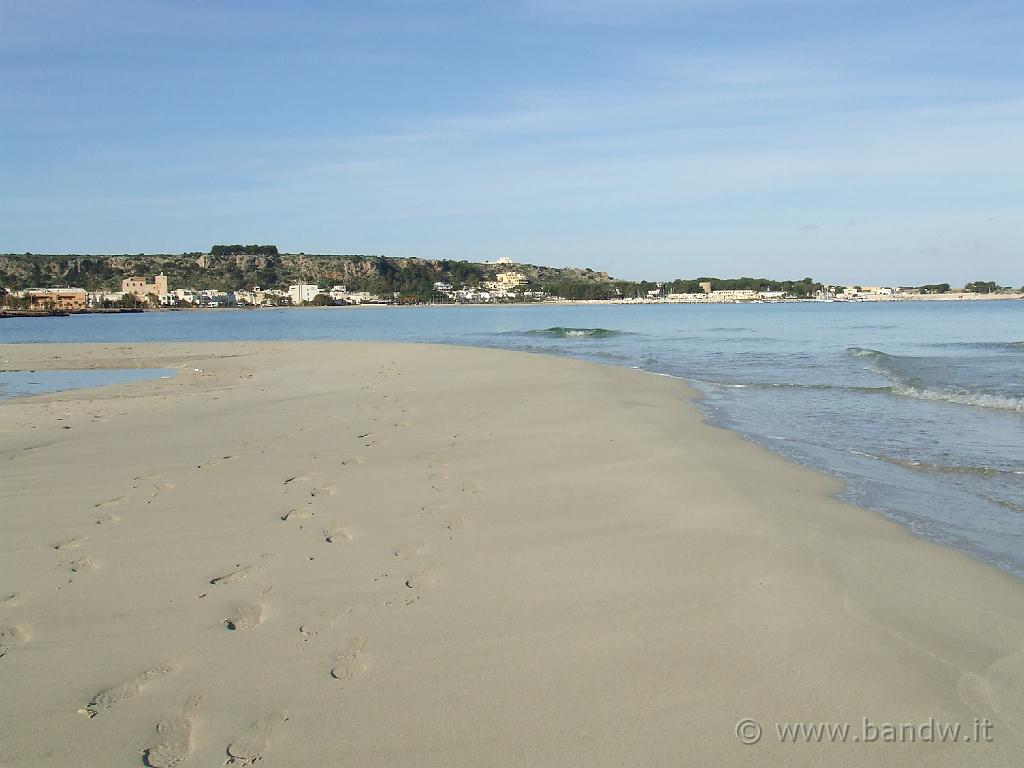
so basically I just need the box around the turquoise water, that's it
[0,368,175,399]
[1,302,1022,575]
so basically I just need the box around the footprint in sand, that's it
[94,496,124,509]
[70,557,98,573]
[299,610,341,642]
[224,605,264,631]
[280,509,314,522]
[81,665,174,717]
[1,593,26,608]
[402,569,438,603]
[143,693,205,767]
[330,637,368,681]
[54,535,88,551]
[148,482,176,503]
[418,499,448,517]
[0,625,28,659]
[96,512,120,525]
[323,524,352,544]
[201,455,237,470]
[210,564,259,586]
[444,515,467,540]
[392,542,424,560]
[225,711,290,766]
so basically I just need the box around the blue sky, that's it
[2,0,1021,284]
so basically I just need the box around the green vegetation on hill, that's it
[963,280,1002,294]
[0,253,568,299]
[664,276,822,296]
[210,244,279,256]
[1,252,1004,302]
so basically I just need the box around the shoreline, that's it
[3,339,1021,579]
[0,308,145,319]
[3,293,1020,319]
[679,370,1024,580]
[1,341,1022,766]
[2,341,1020,578]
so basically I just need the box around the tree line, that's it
[209,244,279,256]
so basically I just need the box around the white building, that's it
[842,285,897,297]
[247,288,291,306]
[288,283,322,305]
[454,289,492,303]
[665,289,763,303]
[233,289,260,306]
[324,286,380,304]
[711,289,758,301]
[87,290,126,307]
[328,285,350,302]
[345,291,380,304]
[195,290,235,307]
[160,288,200,306]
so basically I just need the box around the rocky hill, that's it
[0,253,617,300]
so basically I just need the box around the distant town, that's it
[1,249,1020,315]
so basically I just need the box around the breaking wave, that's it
[847,450,1024,478]
[700,380,890,394]
[519,327,626,339]
[847,348,1024,412]
[927,340,1024,352]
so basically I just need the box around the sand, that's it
[1,341,1022,767]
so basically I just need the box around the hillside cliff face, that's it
[0,254,381,291]
[0,254,615,300]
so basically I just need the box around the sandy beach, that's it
[1,341,1022,767]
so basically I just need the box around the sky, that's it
[1,0,1022,285]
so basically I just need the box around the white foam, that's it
[892,384,1024,413]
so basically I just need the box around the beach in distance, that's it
[1,340,1023,766]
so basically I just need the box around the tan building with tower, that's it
[122,274,168,300]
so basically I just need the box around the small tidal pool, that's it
[0,368,175,400]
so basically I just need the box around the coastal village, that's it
[4,275,1019,314]
[1,252,1020,314]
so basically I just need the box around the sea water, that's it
[0,368,174,399]
[1,301,1021,575]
